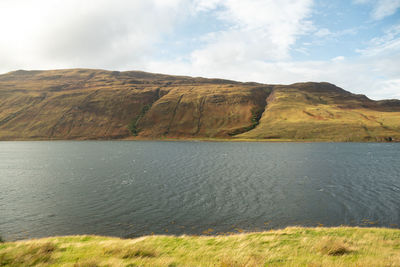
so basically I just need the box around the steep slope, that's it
[0,69,399,141]
[239,83,400,141]
[0,69,271,140]
[138,84,271,138]
[0,69,160,139]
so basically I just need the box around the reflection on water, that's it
[0,141,400,241]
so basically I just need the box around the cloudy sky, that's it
[0,0,399,99]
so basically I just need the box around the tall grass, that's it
[1,227,400,266]
[0,242,56,266]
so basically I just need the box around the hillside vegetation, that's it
[1,69,399,141]
[1,227,400,266]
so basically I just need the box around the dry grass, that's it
[73,259,99,267]
[0,241,56,266]
[1,227,400,266]
[1,69,399,142]
[103,244,157,259]
[239,85,400,141]
[315,237,352,256]
[0,69,270,140]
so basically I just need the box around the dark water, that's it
[1,141,400,241]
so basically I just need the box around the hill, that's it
[1,69,399,141]
[1,227,400,266]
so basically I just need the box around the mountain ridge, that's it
[1,68,399,141]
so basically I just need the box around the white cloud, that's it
[0,0,187,72]
[150,0,316,88]
[354,0,400,20]
[331,56,345,62]
[357,24,400,56]
[374,79,400,99]
[190,0,314,63]
[315,28,332,37]
[193,0,221,11]
[372,0,400,20]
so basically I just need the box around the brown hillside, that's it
[0,69,399,141]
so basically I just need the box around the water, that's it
[0,141,400,241]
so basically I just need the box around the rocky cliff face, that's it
[0,69,399,141]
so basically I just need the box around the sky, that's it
[0,0,399,100]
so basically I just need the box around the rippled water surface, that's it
[1,141,400,241]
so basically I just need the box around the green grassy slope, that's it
[238,83,400,141]
[1,227,400,266]
[1,69,399,141]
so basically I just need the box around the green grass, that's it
[1,227,400,266]
[128,104,152,136]
[228,107,265,136]
[238,87,400,142]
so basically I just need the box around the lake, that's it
[1,141,400,241]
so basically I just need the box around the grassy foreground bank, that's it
[1,227,400,266]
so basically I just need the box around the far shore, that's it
[0,136,398,143]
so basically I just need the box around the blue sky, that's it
[295,0,398,60]
[0,0,399,99]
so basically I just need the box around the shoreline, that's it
[0,136,398,143]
